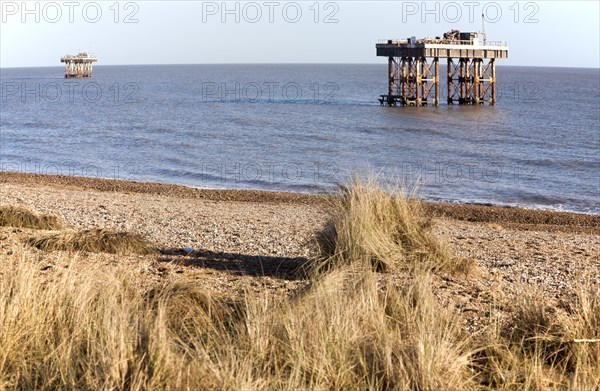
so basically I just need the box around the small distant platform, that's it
[60,53,97,78]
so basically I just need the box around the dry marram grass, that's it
[1,251,597,390]
[0,252,476,390]
[26,228,156,255]
[314,176,472,274]
[474,286,600,389]
[0,204,63,230]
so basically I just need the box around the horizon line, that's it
[2,62,599,70]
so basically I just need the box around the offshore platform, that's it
[376,29,508,106]
[60,53,97,78]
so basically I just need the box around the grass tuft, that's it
[0,204,63,230]
[314,175,470,274]
[26,228,156,255]
[473,286,600,389]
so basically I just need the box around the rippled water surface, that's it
[1,64,598,213]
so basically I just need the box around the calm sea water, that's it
[1,64,599,214]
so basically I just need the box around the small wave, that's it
[428,196,600,215]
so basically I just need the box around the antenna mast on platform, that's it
[481,13,487,43]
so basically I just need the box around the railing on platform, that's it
[377,39,507,47]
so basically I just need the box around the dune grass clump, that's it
[0,247,598,389]
[0,253,476,390]
[474,286,600,389]
[0,204,63,230]
[27,228,155,255]
[264,271,476,390]
[145,282,245,351]
[314,176,468,274]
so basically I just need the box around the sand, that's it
[1,171,598,332]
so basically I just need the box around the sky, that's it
[1,0,599,68]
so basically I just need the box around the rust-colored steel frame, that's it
[447,58,496,105]
[382,56,497,106]
[63,60,95,79]
[386,56,439,106]
[61,55,97,79]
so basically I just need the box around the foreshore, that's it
[2,171,598,230]
[1,171,599,331]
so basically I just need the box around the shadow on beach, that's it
[157,248,310,280]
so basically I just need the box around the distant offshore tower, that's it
[60,53,97,78]
[376,29,508,106]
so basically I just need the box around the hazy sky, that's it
[1,0,599,68]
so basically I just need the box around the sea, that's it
[1,64,599,214]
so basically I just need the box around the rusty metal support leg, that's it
[388,56,394,97]
[421,57,431,106]
[491,59,496,104]
[478,59,483,103]
[407,57,414,105]
[403,57,408,106]
[420,57,428,106]
[473,58,482,104]
[475,58,495,105]
[448,58,453,104]
[434,57,439,106]
[417,57,435,106]
[460,59,466,104]
[414,58,423,106]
